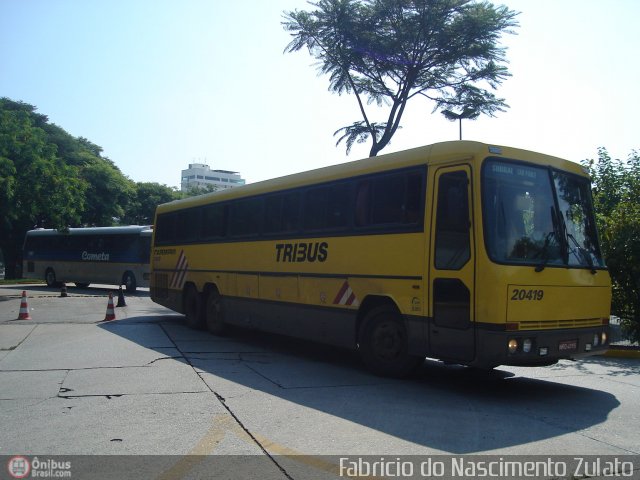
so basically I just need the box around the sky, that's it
[1,0,638,189]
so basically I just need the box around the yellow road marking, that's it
[156,414,231,480]
[157,412,380,480]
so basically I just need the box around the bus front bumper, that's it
[475,326,611,367]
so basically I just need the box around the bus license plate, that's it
[559,339,578,352]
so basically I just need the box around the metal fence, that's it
[610,316,639,347]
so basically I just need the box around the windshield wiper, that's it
[534,206,562,272]
[555,206,571,264]
[555,207,597,274]
[566,231,597,274]
[534,232,554,272]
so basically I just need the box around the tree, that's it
[283,0,518,156]
[0,99,86,278]
[79,158,134,226]
[583,148,640,343]
[180,184,218,198]
[41,123,134,226]
[441,106,480,140]
[123,182,180,225]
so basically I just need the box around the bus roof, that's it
[25,226,153,237]
[157,140,587,214]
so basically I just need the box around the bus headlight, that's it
[601,332,608,345]
[508,339,518,354]
[593,334,599,347]
[522,338,532,353]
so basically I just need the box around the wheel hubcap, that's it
[373,321,403,360]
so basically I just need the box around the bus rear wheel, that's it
[204,288,226,335]
[45,268,60,288]
[358,305,422,377]
[122,271,137,293]
[184,285,205,330]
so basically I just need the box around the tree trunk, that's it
[369,140,387,157]
[1,242,23,280]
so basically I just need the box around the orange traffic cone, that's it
[17,291,32,320]
[103,293,116,321]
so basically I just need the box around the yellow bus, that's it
[150,141,611,376]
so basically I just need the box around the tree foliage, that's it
[583,148,640,343]
[80,158,135,226]
[283,0,518,156]
[123,182,179,225]
[0,99,86,277]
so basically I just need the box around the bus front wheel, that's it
[184,285,205,330]
[358,305,422,378]
[204,288,226,335]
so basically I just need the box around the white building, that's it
[181,163,245,192]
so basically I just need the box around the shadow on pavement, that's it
[100,314,621,454]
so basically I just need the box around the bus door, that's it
[428,166,475,363]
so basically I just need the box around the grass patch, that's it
[0,278,44,285]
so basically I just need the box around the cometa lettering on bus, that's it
[81,251,110,261]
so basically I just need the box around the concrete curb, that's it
[604,346,640,359]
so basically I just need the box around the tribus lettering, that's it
[276,242,328,263]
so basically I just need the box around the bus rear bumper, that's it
[474,326,611,368]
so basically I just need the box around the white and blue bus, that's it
[23,226,152,292]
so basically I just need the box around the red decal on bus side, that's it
[333,280,359,306]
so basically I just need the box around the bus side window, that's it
[119,235,137,257]
[405,172,423,224]
[372,173,406,224]
[355,180,372,227]
[229,198,263,237]
[264,195,283,233]
[304,184,349,232]
[156,213,177,245]
[304,187,328,231]
[282,191,301,233]
[264,191,300,235]
[356,170,424,228]
[202,204,226,240]
[69,235,84,253]
[176,208,201,243]
[52,236,64,254]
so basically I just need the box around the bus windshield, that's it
[482,159,605,269]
